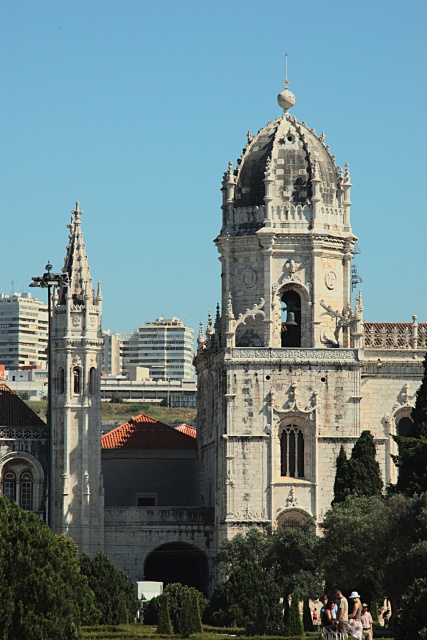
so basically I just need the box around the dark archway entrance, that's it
[144,542,209,595]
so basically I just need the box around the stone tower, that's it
[50,202,104,553]
[194,81,366,549]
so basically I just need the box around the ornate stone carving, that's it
[325,270,337,290]
[241,268,257,288]
[230,348,358,363]
[271,384,319,417]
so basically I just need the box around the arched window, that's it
[281,425,305,478]
[20,472,33,511]
[278,509,310,529]
[3,471,16,501]
[73,367,81,394]
[58,367,65,394]
[281,290,301,347]
[398,416,413,437]
[89,367,96,395]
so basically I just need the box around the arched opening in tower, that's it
[144,542,209,596]
[281,290,301,347]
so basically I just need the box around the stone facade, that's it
[194,83,425,556]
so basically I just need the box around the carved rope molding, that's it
[229,348,359,363]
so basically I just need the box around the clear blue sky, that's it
[1,0,426,338]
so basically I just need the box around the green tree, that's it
[268,520,323,605]
[162,583,207,634]
[110,393,124,403]
[0,497,95,640]
[302,597,314,632]
[320,496,386,604]
[216,526,271,577]
[396,577,427,640]
[393,355,427,496]
[79,551,139,625]
[186,590,203,634]
[333,431,383,504]
[157,594,173,635]
[205,561,282,628]
[283,591,303,637]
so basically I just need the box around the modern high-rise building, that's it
[101,330,130,376]
[0,293,48,369]
[124,317,194,381]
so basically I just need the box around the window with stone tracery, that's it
[73,367,81,394]
[20,472,33,510]
[280,425,304,478]
[3,471,16,501]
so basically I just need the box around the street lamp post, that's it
[30,261,68,528]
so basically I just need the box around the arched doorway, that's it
[144,542,209,595]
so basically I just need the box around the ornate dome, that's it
[234,115,338,208]
[221,89,351,237]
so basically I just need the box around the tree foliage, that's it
[333,431,383,504]
[396,577,427,640]
[161,583,207,634]
[156,594,173,635]
[205,560,282,628]
[267,520,323,600]
[79,551,139,625]
[283,591,303,637]
[0,497,95,640]
[393,355,427,496]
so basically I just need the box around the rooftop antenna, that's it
[10,280,15,295]
[283,53,290,90]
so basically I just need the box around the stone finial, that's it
[206,310,213,336]
[355,290,364,316]
[226,292,235,319]
[215,303,220,323]
[72,201,83,222]
[344,162,351,184]
[264,157,272,179]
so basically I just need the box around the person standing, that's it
[334,589,349,636]
[361,603,373,640]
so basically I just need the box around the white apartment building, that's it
[124,317,195,381]
[0,293,48,369]
[101,330,130,376]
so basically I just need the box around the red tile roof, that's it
[101,413,197,451]
[175,423,196,438]
[0,383,46,429]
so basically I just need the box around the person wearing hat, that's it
[349,591,363,620]
[361,603,373,640]
[348,592,364,639]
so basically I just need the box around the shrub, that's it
[157,594,173,635]
[283,591,303,637]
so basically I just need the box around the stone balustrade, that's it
[104,506,214,525]
[364,320,427,350]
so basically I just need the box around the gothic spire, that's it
[62,202,93,305]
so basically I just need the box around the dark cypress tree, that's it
[302,597,314,632]
[157,595,173,635]
[333,432,383,504]
[393,354,427,496]
[283,591,303,637]
[333,446,349,504]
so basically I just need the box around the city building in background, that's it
[101,330,130,376]
[124,317,195,381]
[0,292,48,369]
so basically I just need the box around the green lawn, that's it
[25,399,196,427]
[81,626,326,640]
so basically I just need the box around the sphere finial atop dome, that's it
[277,54,295,113]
